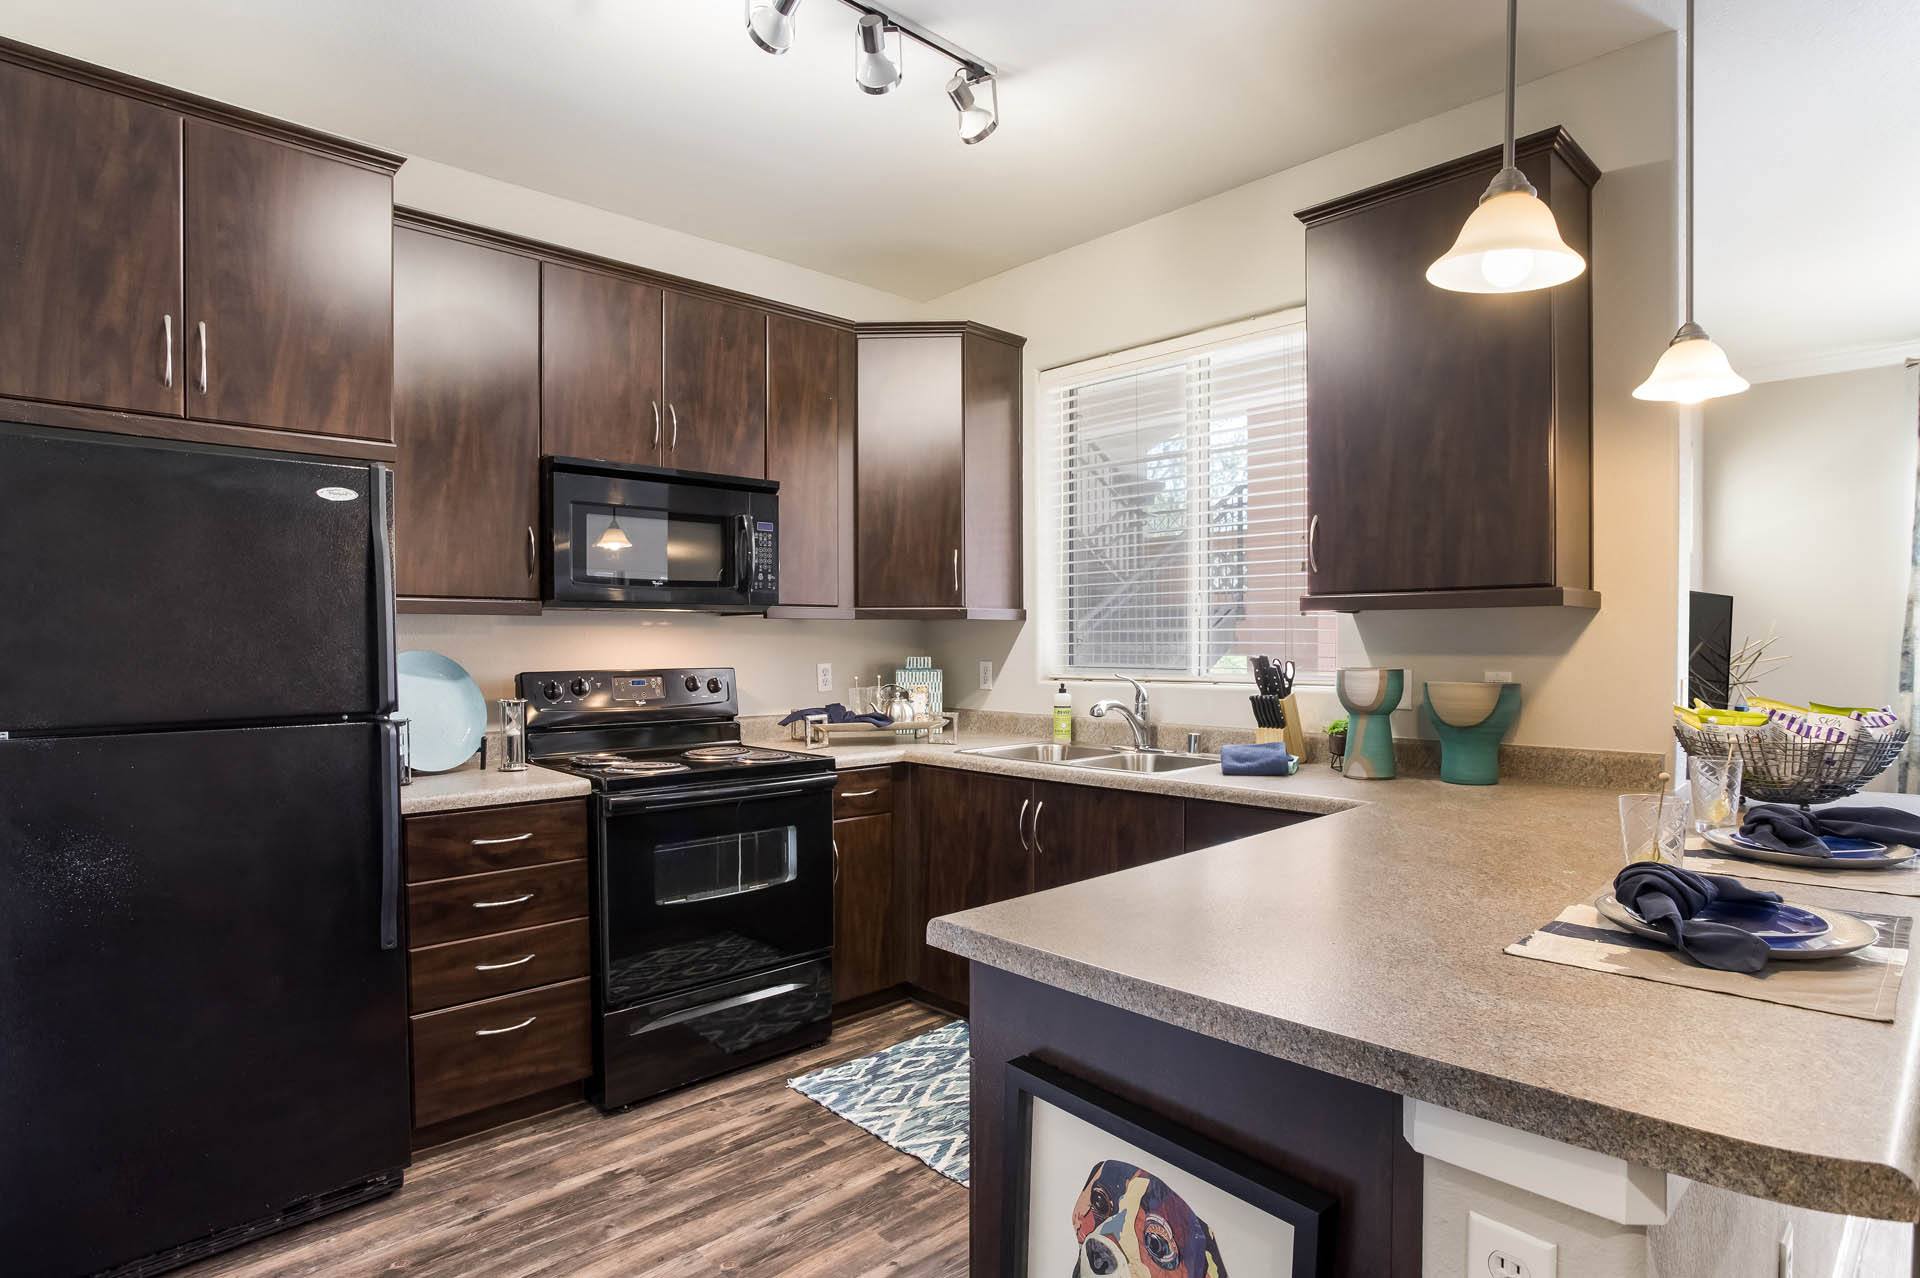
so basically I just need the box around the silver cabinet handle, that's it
[474,953,535,972]
[526,526,536,578]
[472,892,534,908]
[669,404,679,451]
[196,321,208,394]
[475,1016,536,1037]
[839,788,879,799]
[651,401,662,449]
[1032,800,1045,856]
[952,548,960,595]
[1017,797,1031,852]
[471,832,533,847]
[832,838,841,885]
[1307,514,1320,574]
[162,314,173,388]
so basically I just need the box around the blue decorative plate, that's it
[1703,826,1914,870]
[397,650,488,773]
[1685,898,1831,943]
[1596,894,1878,961]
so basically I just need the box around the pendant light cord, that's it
[1503,0,1518,171]
[1684,0,1696,324]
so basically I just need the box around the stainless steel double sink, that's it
[959,741,1218,773]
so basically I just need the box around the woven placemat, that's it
[1506,894,1910,1021]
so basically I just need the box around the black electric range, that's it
[517,667,836,1110]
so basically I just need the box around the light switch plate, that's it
[978,660,995,690]
[1485,670,1514,683]
[1468,1211,1556,1278]
[816,662,834,693]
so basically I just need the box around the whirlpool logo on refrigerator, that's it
[315,487,360,502]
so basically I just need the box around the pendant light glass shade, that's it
[1425,180,1586,293]
[1632,323,1750,404]
[594,516,633,552]
[746,0,800,55]
[853,14,902,95]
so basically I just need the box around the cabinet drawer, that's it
[411,979,590,1128]
[833,767,893,819]
[407,860,587,947]
[406,800,587,883]
[409,919,589,1014]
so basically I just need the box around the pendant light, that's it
[1426,0,1586,293]
[1633,0,1748,404]
[853,13,903,95]
[594,514,632,553]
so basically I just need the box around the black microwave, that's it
[543,457,779,612]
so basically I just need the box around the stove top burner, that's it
[683,744,753,761]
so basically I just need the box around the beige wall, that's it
[1702,363,1918,711]
[924,36,1688,754]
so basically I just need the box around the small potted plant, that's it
[1325,717,1348,772]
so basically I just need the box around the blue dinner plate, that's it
[1687,898,1832,943]
[1729,831,1889,859]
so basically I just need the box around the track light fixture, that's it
[744,0,1000,142]
[853,14,903,95]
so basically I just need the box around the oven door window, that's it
[654,827,796,905]
[576,503,727,585]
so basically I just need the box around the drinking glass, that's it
[1619,793,1689,866]
[1688,754,1743,834]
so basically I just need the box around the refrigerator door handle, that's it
[378,719,402,950]
[370,463,398,715]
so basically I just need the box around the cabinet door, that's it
[184,120,393,439]
[1304,160,1553,595]
[393,228,540,601]
[1183,799,1311,854]
[766,314,844,607]
[962,333,1023,611]
[832,813,895,1003]
[540,262,663,466]
[663,290,766,477]
[1035,783,1185,887]
[857,334,965,607]
[0,63,183,417]
[918,767,1032,1006]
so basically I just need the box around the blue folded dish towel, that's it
[777,703,892,728]
[1219,743,1298,777]
[1739,804,1920,855]
[1613,863,1782,973]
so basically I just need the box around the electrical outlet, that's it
[816,662,834,693]
[978,660,995,690]
[1777,1221,1794,1277]
[1485,669,1514,683]
[1468,1212,1556,1278]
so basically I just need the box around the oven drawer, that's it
[412,979,591,1128]
[406,800,587,883]
[595,958,832,1110]
[408,860,588,947]
[409,919,590,1014]
[833,767,892,819]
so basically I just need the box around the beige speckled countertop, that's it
[854,734,1920,1222]
[400,761,590,815]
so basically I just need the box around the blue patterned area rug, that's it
[788,1019,971,1185]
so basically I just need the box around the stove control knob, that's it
[707,677,724,694]
[684,675,701,693]
[570,677,592,697]
[538,680,561,701]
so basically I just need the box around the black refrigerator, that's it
[0,426,411,1277]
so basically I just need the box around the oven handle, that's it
[604,774,836,813]
[632,981,806,1035]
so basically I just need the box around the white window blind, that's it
[1040,311,1336,683]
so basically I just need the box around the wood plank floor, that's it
[184,1001,968,1278]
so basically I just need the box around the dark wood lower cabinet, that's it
[409,978,591,1129]
[1184,798,1314,853]
[833,813,895,1004]
[1035,780,1186,884]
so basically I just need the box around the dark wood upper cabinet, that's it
[184,120,394,440]
[856,324,1025,618]
[393,225,541,603]
[766,314,846,609]
[540,262,664,467]
[1296,127,1598,613]
[663,291,767,478]
[0,61,184,418]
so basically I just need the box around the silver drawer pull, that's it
[471,832,533,847]
[838,788,879,799]
[475,1016,536,1037]
[474,953,535,972]
[472,892,535,908]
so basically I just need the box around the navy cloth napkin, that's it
[1219,743,1297,776]
[1612,864,1783,973]
[777,703,892,728]
[1739,804,1920,855]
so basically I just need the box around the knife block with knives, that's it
[1250,656,1308,759]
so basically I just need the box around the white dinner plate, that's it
[397,650,487,772]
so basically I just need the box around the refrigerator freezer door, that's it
[0,425,396,732]
[0,722,409,1277]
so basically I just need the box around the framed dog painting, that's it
[1001,1057,1333,1277]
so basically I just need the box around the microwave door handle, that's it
[735,513,754,592]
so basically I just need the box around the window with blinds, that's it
[1040,310,1336,683]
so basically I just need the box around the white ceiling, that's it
[6,0,1675,301]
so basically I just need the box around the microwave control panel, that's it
[751,521,777,594]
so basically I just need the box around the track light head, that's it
[746,0,801,55]
[853,14,902,95]
[945,67,998,145]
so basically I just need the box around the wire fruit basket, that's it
[1674,722,1909,808]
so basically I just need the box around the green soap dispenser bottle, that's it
[1052,683,1072,743]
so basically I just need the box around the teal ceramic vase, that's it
[1425,681,1522,785]
[1335,668,1404,779]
